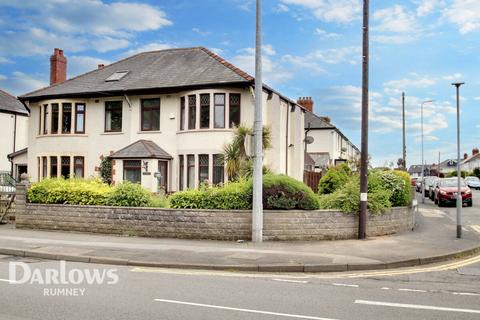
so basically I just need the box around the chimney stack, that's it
[473,148,479,156]
[50,48,67,85]
[464,153,468,160]
[297,97,314,113]
[98,64,105,69]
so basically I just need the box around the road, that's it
[418,189,480,228]
[1,254,480,320]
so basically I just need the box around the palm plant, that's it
[222,124,272,181]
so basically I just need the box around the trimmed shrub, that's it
[106,181,152,207]
[263,174,319,210]
[149,195,169,208]
[169,179,252,210]
[170,174,319,210]
[391,170,412,206]
[318,164,351,194]
[27,178,112,205]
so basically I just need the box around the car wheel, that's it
[438,199,444,207]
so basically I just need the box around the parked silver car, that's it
[465,176,480,190]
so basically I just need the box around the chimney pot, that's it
[50,48,67,85]
[464,153,468,160]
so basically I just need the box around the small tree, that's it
[100,157,112,185]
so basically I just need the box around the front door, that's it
[158,161,168,193]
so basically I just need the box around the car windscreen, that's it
[440,179,466,188]
[466,177,479,182]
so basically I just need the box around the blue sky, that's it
[0,0,479,167]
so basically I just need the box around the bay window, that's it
[51,103,59,134]
[50,156,58,178]
[123,160,141,184]
[180,97,185,131]
[61,156,70,178]
[62,103,72,134]
[187,154,195,189]
[213,154,224,185]
[179,155,184,190]
[229,93,241,128]
[214,93,225,128]
[200,94,210,129]
[198,154,209,184]
[74,156,84,178]
[188,95,196,129]
[43,105,48,134]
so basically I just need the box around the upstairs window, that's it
[179,97,185,131]
[75,103,86,133]
[43,105,48,135]
[214,94,225,128]
[188,95,196,130]
[62,103,72,134]
[51,103,59,134]
[141,98,160,131]
[105,101,122,132]
[200,94,210,129]
[229,94,241,128]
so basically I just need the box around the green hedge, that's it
[318,163,351,194]
[170,174,319,210]
[27,178,167,208]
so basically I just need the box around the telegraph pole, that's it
[452,82,464,239]
[402,92,406,170]
[358,0,369,240]
[252,0,263,243]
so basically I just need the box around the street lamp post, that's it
[452,82,464,239]
[252,0,263,243]
[420,100,433,204]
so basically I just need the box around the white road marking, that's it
[0,278,14,283]
[355,300,480,314]
[273,278,309,284]
[398,288,427,293]
[470,225,480,233]
[380,287,390,290]
[154,299,339,320]
[452,292,480,296]
[332,283,359,288]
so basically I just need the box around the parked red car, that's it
[411,178,418,187]
[434,178,472,207]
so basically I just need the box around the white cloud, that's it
[373,5,417,33]
[281,0,362,23]
[441,73,463,81]
[274,3,290,13]
[416,0,445,17]
[314,28,341,38]
[0,74,6,81]
[0,57,13,64]
[372,34,418,44]
[192,28,210,36]
[474,97,480,101]
[231,45,292,85]
[91,37,130,53]
[0,71,48,96]
[384,74,438,95]
[68,56,111,77]
[443,0,480,34]
[281,55,325,74]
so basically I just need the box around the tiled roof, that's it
[7,147,27,160]
[20,47,253,100]
[109,140,172,159]
[0,89,29,115]
[304,111,335,129]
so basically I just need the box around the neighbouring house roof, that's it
[7,147,28,160]
[0,89,29,115]
[109,140,172,160]
[304,111,360,153]
[408,164,431,174]
[462,153,480,164]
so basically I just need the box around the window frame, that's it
[74,156,85,178]
[123,160,142,184]
[213,154,225,185]
[51,103,59,134]
[179,97,185,131]
[214,93,225,128]
[60,156,70,179]
[140,98,161,131]
[187,154,195,189]
[61,103,72,134]
[200,93,210,129]
[50,156,58,178]
[179,155,184,191]
[104,101,123,132]
[188,95,196,130]
[198,154,209,185]
[43,104,48,135]
[75,103,86,134]
[229,93,241,128]
[42,156,47,178]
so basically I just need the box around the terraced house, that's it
[18,47,306,192]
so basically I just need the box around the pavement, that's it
[0,199,479,272]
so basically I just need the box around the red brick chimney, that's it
[464,153,468,160]
[50,48,67,85]
[98,64,105,69]
[297,97,314,113]
[473,148,479,156]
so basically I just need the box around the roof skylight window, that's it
[105,71,129,82]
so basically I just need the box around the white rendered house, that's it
[0,89,29,179]
[19,47,306,192]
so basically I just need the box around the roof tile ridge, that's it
[199,47,254,81]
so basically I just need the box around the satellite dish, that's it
[305,136,314,145]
